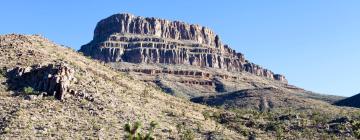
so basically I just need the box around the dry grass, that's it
[0,34,358,139]
[0,34,245,139]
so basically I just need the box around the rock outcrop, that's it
[80,13,287,83]
[7,63,76,100]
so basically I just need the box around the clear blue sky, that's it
[1,0,359,97]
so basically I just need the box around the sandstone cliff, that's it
[80,13,287,83]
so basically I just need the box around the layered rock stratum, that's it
[80,13,287,83]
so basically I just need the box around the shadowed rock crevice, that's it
[154,79,175,95]
[213,78,226,93]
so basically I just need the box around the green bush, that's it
[181,129,195,140]
[265,121,284,139]
[176,122,195,140]
[23,86,34,95]
[124,121,158,140]
[0,68,6,77]
[352,120,360,139]
[202,111,211,120]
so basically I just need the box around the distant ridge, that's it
[334,93,360,108]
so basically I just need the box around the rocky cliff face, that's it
[80,13,287,83]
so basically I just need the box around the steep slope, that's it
[0,34,245,139]
[1,14,358,139]
[0,33,359,139]
[335,93,360,108]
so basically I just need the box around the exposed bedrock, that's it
[6,63,76,100]
[80,13,287,83]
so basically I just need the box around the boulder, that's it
[7,63,76,100]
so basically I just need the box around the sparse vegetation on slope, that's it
[0,34,359,139]
[124,121,158,140]
[0,34,244,139]
[199,103,360,139]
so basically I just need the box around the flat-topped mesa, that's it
[79,13,287,83]
[93,13,219,47]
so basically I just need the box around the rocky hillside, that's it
[335,93,360,108]
[0,34,246,139]
[1,14,360,140]
[0,33,359,139]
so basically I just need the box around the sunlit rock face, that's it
[79,13,287,83]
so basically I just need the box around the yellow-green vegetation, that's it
[352,120,360,139]
[0,68,6,77]
[0,34,244,139]
[1,34,360,139]
[124,121,158,140]
[23,86,35,95]
[176,123,195,140]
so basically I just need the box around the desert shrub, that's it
[302,128,314,139]
[352,120,360,138]
[192,121,203,132]
[354,130,360,139]
[23,86,35,95]
[237,126,249,136]
[265,121,284,139]
[311,111,329,125]
[201,110,223,122]
[275,126,284,140]
[202,111,211,120]
[141,87,152,100]
[176,122,195,140]
[181,129,195,140]
[0,68,6,77]
[124,121,158,140]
